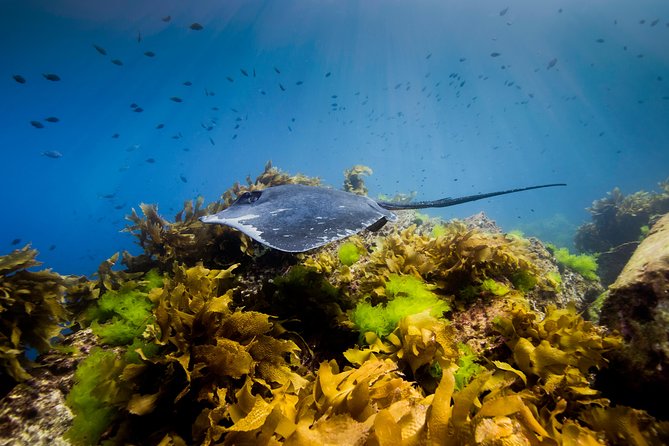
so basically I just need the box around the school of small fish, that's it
[7,6,669,250]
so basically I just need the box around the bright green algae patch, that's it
[65,348,123,445]
[549,244,599,281]
[351,274,450,336]
[337,241,361,266]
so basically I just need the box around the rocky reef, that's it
[1,163,668,445]
[575,179,669,286]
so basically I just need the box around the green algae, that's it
[351,274,450,336]
[337,241,361,266]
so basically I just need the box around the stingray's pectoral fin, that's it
[366,217,389,232]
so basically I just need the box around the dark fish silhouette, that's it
[500,7,509,16]
[11,238,21,246]
[144,51,156,57]
[156,123,165,129]
[490,52,501,57]
[240,68,248,77]
[183,81,192,86]
[190,23,203,31]
[42,73,60,81]
[170,96,183,102]
[274,66,281,74]
[93,45,107,55]
[162,16,171,22]
[547,58,558,69]
[111,59,123,66]
[30,121,45,129]
[145,158,156,163]
[41,150,63,158]
[12,74,26,84]
[44,116,60,123]
[180,174,188,183]
[201,183,566,252]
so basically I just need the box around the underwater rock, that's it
[0,330,97,446]
[599,212,669,418]
[596,241,639,287]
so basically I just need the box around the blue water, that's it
[2,0,668,275]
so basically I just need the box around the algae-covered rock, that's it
[599,212,669,418]
[4,165,669,445]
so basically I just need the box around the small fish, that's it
[41,150,63,158]
[172,132,182,139]
[490,52,501,57]
[156,123,165,129]
[112,133,120,139]
[137,31,142,43]
[279,83,286,91]
[274,66,281,74]
[226,76,234,82]
[11,238,21,246]
[133,107,144,113]
[42,73,61,81]
[145,158,156,163]
[170,96,183,102]
[183,81,192,86]
[240,68,248,77]
[325,72,331,77]
[232,134,237,140]
[30,121,45,129]
[12,74,26,84]
[499,7,509,16]
[111,59,123,66]
[180,174,188,183]
[595,38,605,43]
[295,80,303,85]
[130,103,138,108]
[459,57,467,62]
[93,44,107,55]
[426,53,432,59]
[144,51,156,57]
[114,204,126,210]
[650,19,659,26]
[190,22,203,30]
[209,136,215,145]
[100,193,115,199]
[546,58,558,69]
[162,15,171,22]
[48,244,56,251]
[253,68,256,77]
[259,89,266,95]
[44,116,59,123]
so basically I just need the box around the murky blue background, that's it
[2,0,667,275]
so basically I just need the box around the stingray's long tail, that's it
[377,183,567,210]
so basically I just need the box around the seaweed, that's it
[8,164,669,445]
[342,164,373,195]
[548,244,599,281]
[337,241,361,266]
[0,246,68,384]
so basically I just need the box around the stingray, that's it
[200,183,565,253]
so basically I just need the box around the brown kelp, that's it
[2,164,668,445]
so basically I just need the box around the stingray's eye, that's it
[249,191,262,203]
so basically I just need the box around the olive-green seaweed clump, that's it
[575,180,669,253]
[0,246,67,383]
[12,164,669,446]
